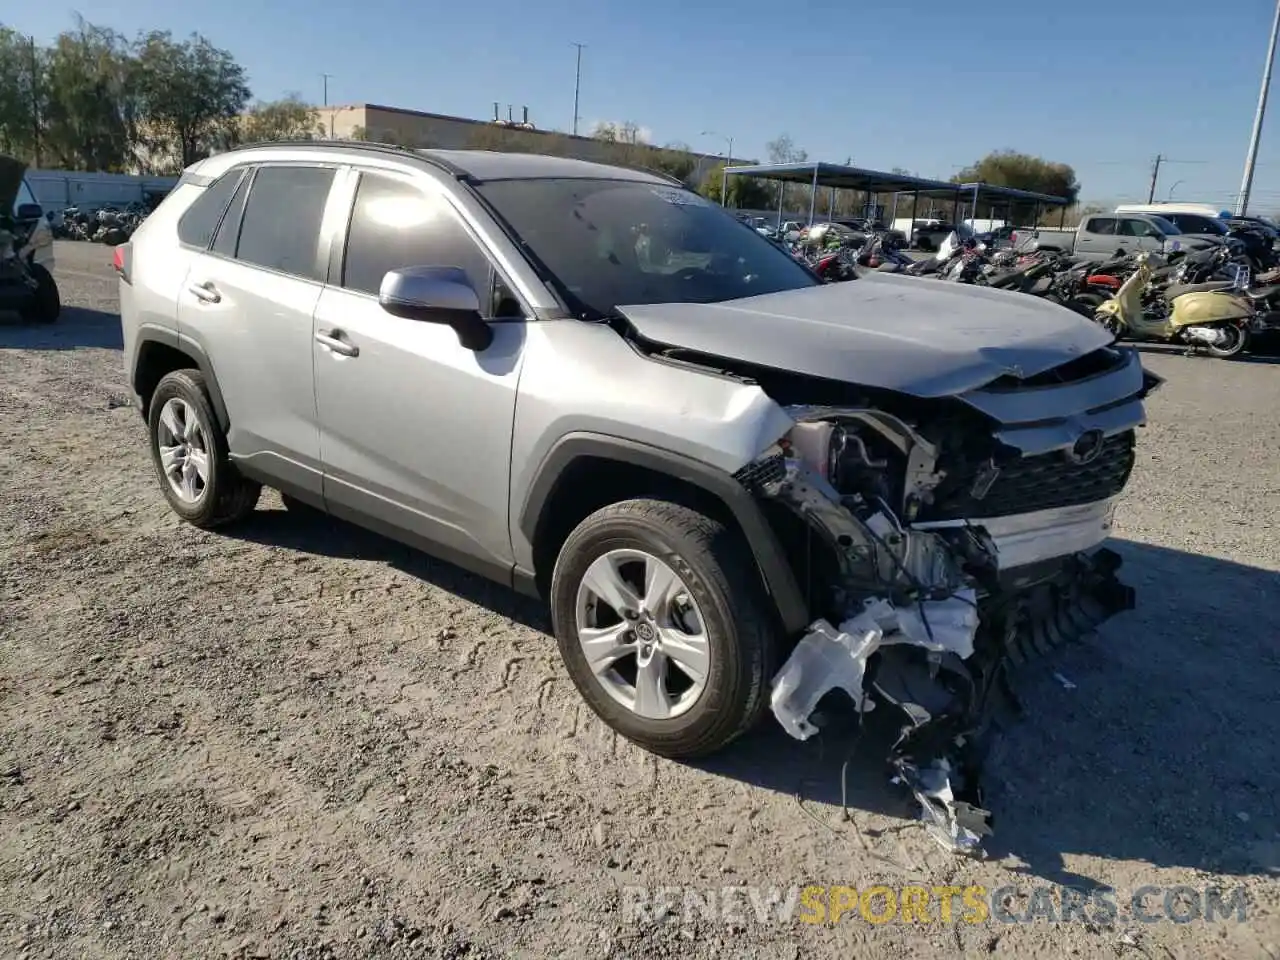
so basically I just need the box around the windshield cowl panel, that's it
[475,177,818,319]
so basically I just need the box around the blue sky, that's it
[14,0,1280,210]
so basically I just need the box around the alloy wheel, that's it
[574,548,710,720]
[156,397,210,504]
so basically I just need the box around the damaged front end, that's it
[733,346,1159,854]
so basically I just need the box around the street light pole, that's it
[701,131,734,206]
[28,36,41,168]
[570,43,586,136]
[321,73,334,138]
[1237,0,1280,215]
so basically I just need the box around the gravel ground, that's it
[1,242,1278,960]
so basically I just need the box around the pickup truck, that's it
[1016,212,1222,260]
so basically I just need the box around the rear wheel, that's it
[21,264,60,324]
[1205,324,1249,358]
[147,370,261,528]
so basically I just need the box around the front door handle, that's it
[315,330,359,357]
[188,281,221,303]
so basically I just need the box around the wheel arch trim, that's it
[519,432,810,635]
[131,326,230,432]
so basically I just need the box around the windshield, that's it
[476,178,818,318]
[1174,214,1228,235]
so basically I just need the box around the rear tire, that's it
[147,369,261,529]
[21,264,60,324]
[549,499,778,759]
[1205,324,1249,358]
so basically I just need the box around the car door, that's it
[1077,216,1118,257]
[1117,217,1163,253]
[177,162,341,495]
[312,167,527,577]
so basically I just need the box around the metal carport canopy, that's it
[956,182,1070,207]
[722,161,966,227]
[723,161,963,196]
[956,182,1070,228]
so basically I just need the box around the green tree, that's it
[648,142,696,183]
[0,27,44,164]
[240,93,322,143]
[39,18,139,171]
[699,164,772,208]
[952,150,1081,218]
[133,30,249,170]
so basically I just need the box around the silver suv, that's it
[118,142,1158,847]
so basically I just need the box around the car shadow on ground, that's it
[227,507,1280,885]
[0,307,123,350]
[227,504,551,632]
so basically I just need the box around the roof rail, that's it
[223,138,468,177]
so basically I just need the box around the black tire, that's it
[147,369,260,529]
[1205,324,1249,358]
[21,263,60,324]
[549,499,779,760]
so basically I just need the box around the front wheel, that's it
[549,499,778,759]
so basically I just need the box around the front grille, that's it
[925,431,1136,520]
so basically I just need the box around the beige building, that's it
[314,103,748,182]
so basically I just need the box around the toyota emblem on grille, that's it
[1067,430,1105,465]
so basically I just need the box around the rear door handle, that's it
[315,330,359,357]
[188,281,221,304]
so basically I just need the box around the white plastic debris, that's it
[911,757,992,854]
[1053,671,1077,690]
[769,615,885,740]
[770,592,980,740]
[889,590,979,659]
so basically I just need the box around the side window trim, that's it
[210,165,256,258]
[333,165,529,319]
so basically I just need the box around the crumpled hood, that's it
[617,272,1114,397]
[0,156,26,215]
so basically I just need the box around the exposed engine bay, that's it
[724,346,1161,854]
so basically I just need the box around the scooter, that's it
[1094,254,1255,358]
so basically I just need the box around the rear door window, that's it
[1085,217,1117,235]
[233,165,336,281]
[177,169,245,249]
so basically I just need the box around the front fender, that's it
[518,432,810,635]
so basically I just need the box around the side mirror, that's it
[16,203,42,221]
[378,265,494,351]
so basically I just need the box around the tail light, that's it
[112,243,132,284]
[1011,231,1018,245]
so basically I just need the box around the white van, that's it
[1114,203,1232,239]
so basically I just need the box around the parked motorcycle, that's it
[1093,254,1261,358]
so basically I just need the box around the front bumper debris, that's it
[769,535,1134,854]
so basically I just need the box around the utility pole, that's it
[1237,0,1280,215]
[1147,154,1163,203]
[570,43,585,136]
[28,36,41,168]
[321,73,334,139]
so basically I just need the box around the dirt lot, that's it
[2,242,1279,960]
